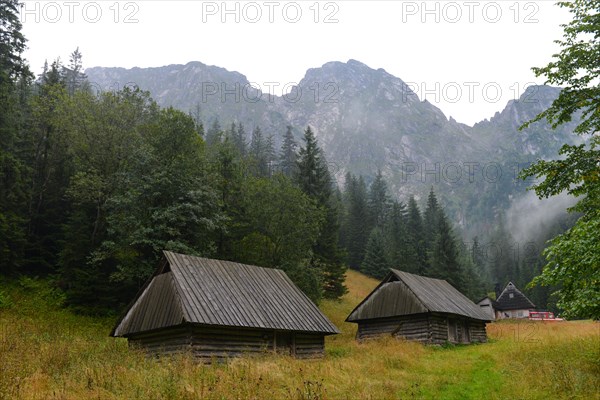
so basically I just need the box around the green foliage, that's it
[367,170,389,228]
[520,0,600,319]
[430,210,465,292]
[0,0,29,81]
[235,175,322,270]
[0,289,11,309]
[406,196,428,275]
[384,200,412,272]
[205,118,223,147]
[296,126,347,299]
[55,89,162,310]
[521,141,600,218]
[17,276,66,311]
[296,126,329,200]
[531,217,600,319]
[521,0,600,136]
[249,125,275,177]
[280,125,298,177]
[95,107,224,291]
[233,122,247,156]
[342,173,369,269]
[313,195,347,299]
[360,228,390,279]
[0,0,31,274]
[342,180,483,298]
[423,187,440,248]
[284,260,324,303]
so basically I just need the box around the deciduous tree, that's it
[520,0,600,319]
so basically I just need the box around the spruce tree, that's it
[430,209,464,291]
[250,126,269,176]
[0,0,28,80]
[406,196,427,274]
[205,118,222,147]
[457,239,485,300]
[488,218,518,286]
[423,187,440,246]
[250,125,263,158]
[225,121,237,143]
[361,228,390,279]
[280,125,298,177]
[296,126,329,200]
[296,126,347,299]
[368,170,390,228]
[189,103,203,137]
[0,0,31,273]
[234,123,246,156]
[41,59,64,86]
[264,134,276,176]
[385,200,410,271]
[344,174,370,269]
[63,47,87,95]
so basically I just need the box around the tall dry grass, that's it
[0,271,598,399]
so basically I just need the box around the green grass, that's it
[0,271,598,399]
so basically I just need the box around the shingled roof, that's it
[346,269,491,322]
[112,251,339,337]
[494,282,535,311]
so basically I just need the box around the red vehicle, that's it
[528,311,564,321]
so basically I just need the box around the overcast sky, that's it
[20,0,569,126]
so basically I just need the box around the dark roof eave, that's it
[348,310,491,323]
[116,321,339,337]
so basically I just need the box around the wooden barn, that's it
[491,281,535,319]
[111,251,339,361]
[346,270,491,344]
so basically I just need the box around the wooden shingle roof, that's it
[346,269,491,322]
[112,251,339,337]
[494,282,535,311]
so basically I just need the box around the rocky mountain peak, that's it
[85,60,579,236]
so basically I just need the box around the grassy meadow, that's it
[0,271,598,400]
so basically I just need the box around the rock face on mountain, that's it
[86,60,578,236]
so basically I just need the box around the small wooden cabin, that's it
[476,296,496,321]
[346,270,491,344]
[111,251,339,361]
[492,281,535,319]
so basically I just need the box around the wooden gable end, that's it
[346,277,427,322]
[114,272,184,337]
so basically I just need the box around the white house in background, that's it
[491,282,536,320]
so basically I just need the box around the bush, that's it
[0,289,11,309]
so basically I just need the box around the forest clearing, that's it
[0,270,597,400]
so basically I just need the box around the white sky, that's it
[20,0,570,126]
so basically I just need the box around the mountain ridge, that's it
[85,59,579,238]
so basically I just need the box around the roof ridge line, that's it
[390,269,429,312]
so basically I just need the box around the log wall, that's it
[429,314,449,344]
[356,313,488,345]
[128,326,192,355]
[128,324,326,361]
[468,320,487,343]
[294,334,325,359]
[356,313,432,343]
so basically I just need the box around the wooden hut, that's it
[476,296,496,321]
[492,281,535,319]
[346,270,490,344]
[111,251,339,361]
